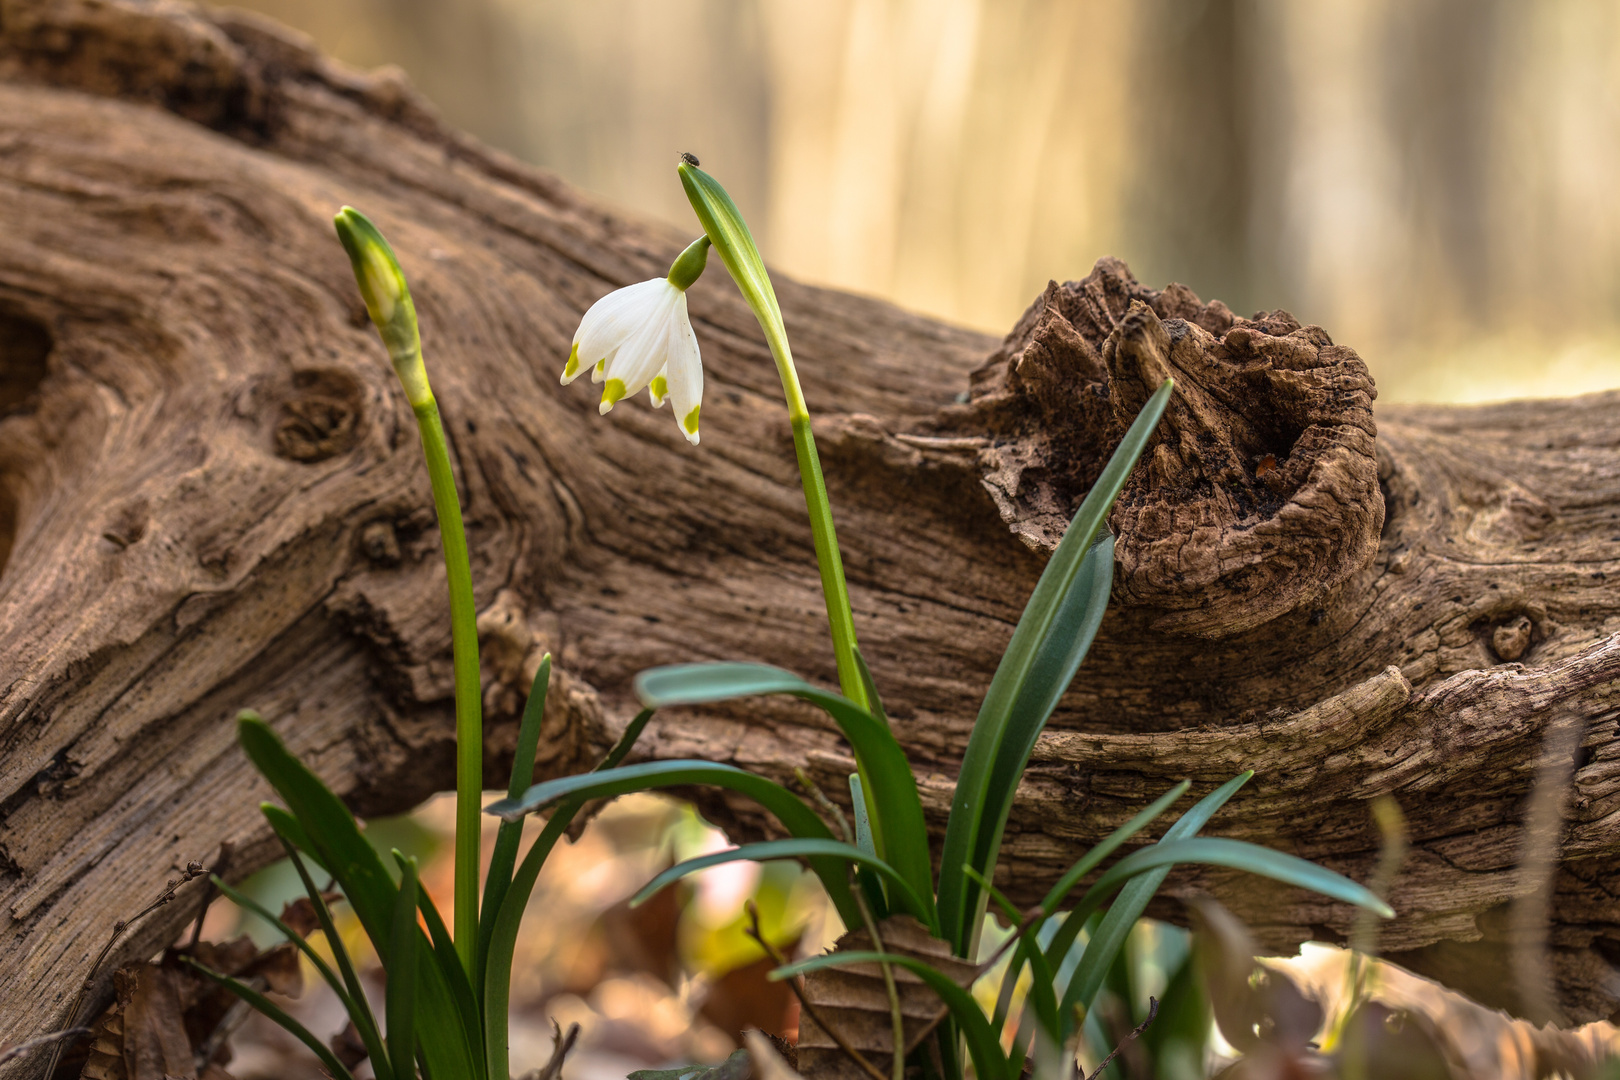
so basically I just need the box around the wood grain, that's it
[2,3,1619,1069]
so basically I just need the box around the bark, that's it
[2,0,1619,1067]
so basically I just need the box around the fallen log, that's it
[1,2,1618,1069]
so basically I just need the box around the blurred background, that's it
[185,2,1620,1077]
[211,0,1620,403]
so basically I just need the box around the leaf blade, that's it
[183,958,357,1080]
[631,838,929,921]
[632,664,936,927]
[386,856,419,1080]
[938,380,1174,954]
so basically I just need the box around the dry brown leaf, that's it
[76,938,299,1080]
[747,1029,805,1080]
[117,965,196,1080]
[277,891,341,940]
[700,938,801,1044]
[796,915,976,1080]
[1192,897,1322,1055]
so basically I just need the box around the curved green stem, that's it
[414,397,484,979]
[678,162,867,714]
[678,162,877,840]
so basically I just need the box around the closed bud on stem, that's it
[666,235,711,291]
[333,206,431,409]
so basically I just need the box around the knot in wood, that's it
[273,369,363,463]
[965,257,1382,638]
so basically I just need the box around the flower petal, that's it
[601,283,680,407]
[664,293,703,445]
[648,364,670,408]
[565,278,667,385]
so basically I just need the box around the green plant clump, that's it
[205,167,1392,1080]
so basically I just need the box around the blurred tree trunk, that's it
[3,2,1620,1068]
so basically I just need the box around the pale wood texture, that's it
[2,3,1620,1072]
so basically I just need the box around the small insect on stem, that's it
[680,151,701,167]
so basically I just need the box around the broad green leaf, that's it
[968,536,1115,946]
[632,838,930,923]
[632,663,934,925]
[938,380,1174,955]
[240,713,477,1080]
[387,856,419,1080]
[401,854,485,1080]
[184,957,357,1080]
[480,653,554,991]
[487,759,859,928]
[483,705,660,1080]
[773,951,1008,1080]
[209,876,392,1080]
[1046,772,1251,970]
[265,829,387,1078]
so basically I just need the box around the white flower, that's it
[562,277,703,445]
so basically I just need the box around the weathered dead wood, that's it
[2,1,1620,1066]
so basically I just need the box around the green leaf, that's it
[488,760,859,929]
[485,804,575,1080]
[629,1047,752,1080]
[260,804,327,874]
[387,855,420,1080]
[1057,834,1389,1034]
[1038,781,1190,915]
[964,868,1059,1043]
[183,957,357,1080]
[938,380,1174,956]
[479,654,555,990]
[632,663,935,927]
[482,706,659,1080]
[632,838,930,922]
[1045,772,1251,970]
[1077,838,1394,920]
[401,854,485,1080]
[240,713,477,1080]
[209,876,392,1080]
[772,952,1008,1080]
[239,713,398,953]
[853,648,890,728]
[849,774,890,918]
[263,828,387,1079]
[968,536,1115,944]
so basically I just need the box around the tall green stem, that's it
[334,207,482,981]
[774,337,865,709]
[414,398,484,978]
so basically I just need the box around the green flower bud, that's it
[666,235,711,291]
[333,206,431,409]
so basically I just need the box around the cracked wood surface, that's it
[1,1,1620,1068]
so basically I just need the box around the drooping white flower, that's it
[562,237,709,445]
